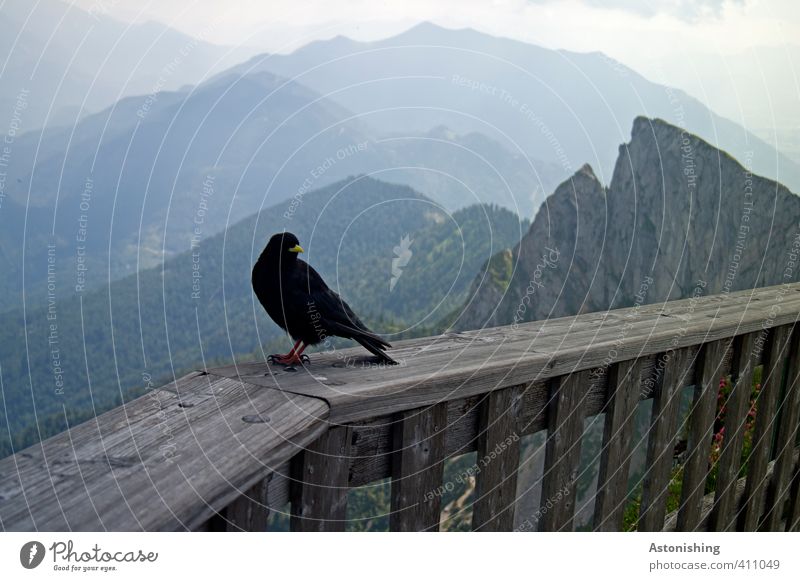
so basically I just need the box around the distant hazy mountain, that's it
[376,126,562,217]
[0,70,376,313]
[0,177,527,457]
[0,0,255,131]
[0,64,551,313]
[454,116,800,331]
[232,22,800,195]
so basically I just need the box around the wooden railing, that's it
[2,283,800,531]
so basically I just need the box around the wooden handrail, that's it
[1,282,799,531]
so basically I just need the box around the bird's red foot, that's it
[268,353,310,366]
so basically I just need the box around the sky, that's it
[71,0,798,61]
[66,0,800,139]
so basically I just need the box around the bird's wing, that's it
[300,261,390,347]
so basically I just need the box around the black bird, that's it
[252,232,397,366]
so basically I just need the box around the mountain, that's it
[0,64,552,314]
[376,126,563,217]
[0,0,254,131]
[450,116,800,532]
[15,19,791,319]
[0,177,527,457]
[0,70,376,313]
[454,116,800,331]
[4,19,796,320]
[233,22,800,196]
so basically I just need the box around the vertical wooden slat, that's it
[472,385,523,531]
[710,333,758,531]
[762,326,800,531]
[290,425,352,531]
[538,370,590,532]
[221,477,271,531]
[389,403,448,532]
[787,463,800,531]
[198,472,280,532]
[677,339,729,531]
[638,348,693,531]
[741,326,792,530]
[593,359,643,531]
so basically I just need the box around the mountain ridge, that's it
[454,115,800,331]
[0,0,256,131]
[230,21,800,196]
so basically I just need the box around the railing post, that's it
[538,370,590,532]
[639,348,693,531]
[472,385,523,531]
[676,339,729,531]
[290,425,352,531]
[787,464,800,531]
[593,359,642,531]
[204,477,271,532]
[741,326,792,530]
[389,403,448,532]
[762,325,800,531]
[708,333,760,531]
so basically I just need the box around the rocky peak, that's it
[576,162,598,180]
[455,116,800,331]
[542,162,604,210]
[454,161,607,330]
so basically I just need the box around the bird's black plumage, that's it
[252,232,396,365]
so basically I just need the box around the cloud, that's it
[532,0,746,21]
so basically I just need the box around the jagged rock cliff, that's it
[454,116,800,330]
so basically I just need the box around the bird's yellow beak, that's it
[288,244,304,253]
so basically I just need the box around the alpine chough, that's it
[252,232,397,366]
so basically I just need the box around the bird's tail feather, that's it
[355,335,397,365]
[330,320,397,364]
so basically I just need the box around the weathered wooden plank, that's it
[266,462,291,511]
[639,348,694,531]
[390,403,448,532]
[202,461,290,532]
[1,370,212,530]
[343,355,676,492]
[740,326,792,530]
[593,358,643,531]
[709,333,759,531]
[676,339,730,531]
[472,385,523,531]
[208,284,800,424]
[762,325,800,531]
[290,426,352,532]
[222,478,271,531]
[345,362,671,490]
[203,477,271,532]
[4,284,798,533]
[443,396,483,457]
[538,370,590,532]
[0,373,329,531]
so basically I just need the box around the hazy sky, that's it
[72,0,798,62]
[65,0,799,135]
